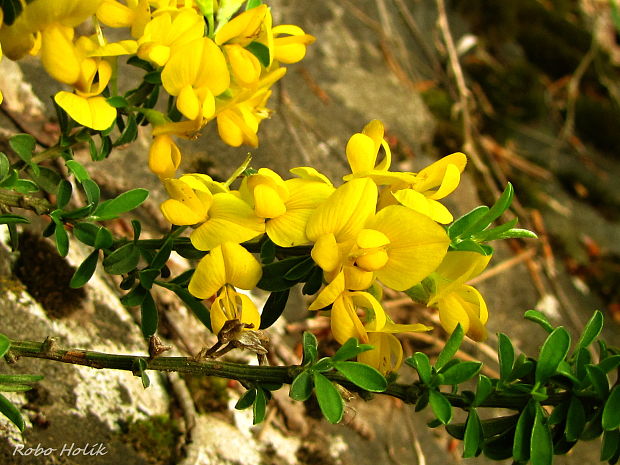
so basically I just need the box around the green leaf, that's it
[302,332,318,365]
[235,388,256,410]
[144,70,162,84]
[56,180,72,209]
[531,404,553,465]
[0,153,10,179]
[246,0,262,9]
[92,188,149,220]
[246,41,270,67]
[13,179,38,194]
[565,396,586,441]
[107,96,129,108]
[103,243,141,275]
[548,400,570,425]
[0,334,10,358]
[601,429,620,462]
[482,424,517,460]
[463,409,483,458]
[82,178,100,206]
[157,282,212,331]
[472,374,493,407]
[66,160,90,182]
[586,364,609,399]
[448,206,489,239]
[333,361,387,392]
[524,309,554,333]
[497,332,515,381]
[259,238,276,264]
[139,269,160,289]
[535,326,571,384]
[513,400,536,462]
[253,387,267,424]
[0,214,29,225]
[259,289,290,329]
[603,386,620,431]
[284,256,315,281]
[0,393,24,431]
[150,238,172,270]
[302,266,323,295]
[74,222,100,246]
[461,183,514,237]
[257,255,309,291]
[575,310,604,352]
[140,292,158,338]
[114,114,138,146]
[28,165,62,193]
[69,250,99,288]
[289,370,314,401]
[313,357,333,373]
[132,357,150,389]
[410,352,432,384]
[436,323,464,370]
[94,227,113,250]
[313,372,344,424]
[60,204,93,220]
[429,389,452,424]
[489,228,538,240]
[216,0,245,28]
[333,338,373,362]
[598,355,620,374]
[54,220,69,257]
[0,374,43,384]
[440,361,482,385]
[9,133,36,163]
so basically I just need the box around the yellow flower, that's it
[0,0,102,60]
[427,251,491,341]
[161,37,230,120]
[50,35,117,130]
[148,134,182,179]
[241,167,334,247]
[188,242,262,335]
[137,8,205,66]
[307,178,450,291]
[224,44,262,86]
[309,274,430,374]
[96,0,151,38]
[160,174,265,250]
[271,25,316,64]
[215,67,286,147]
[379,152,467,224]
[214,4,269,47]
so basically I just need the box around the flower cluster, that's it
[163,119,492,374]
[0,0,314,158]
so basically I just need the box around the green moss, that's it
[119,415,180,465]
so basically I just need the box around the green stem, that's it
[6,338,574,411]
[0,189,51,215]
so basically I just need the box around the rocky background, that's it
[1,0,619,464]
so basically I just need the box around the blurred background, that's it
[1,0,619,464]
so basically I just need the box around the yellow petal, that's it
[214,4,268,45]
[289,166,333,186]
[194,38,230,96]
[308,271,344,311]
[253,184,287,218]
[346,133,376,174]
[97,0,135,27]
[266,209,312,247]
[330,294,368,344]
[306,178,377,243]
[190,193,265,250]
[414,152,467,195]
[368,205,450,291]
[393,189,453,224]
[54,92,116,131]
[238,293,261,330]
[188,245,228,298]
[177,84,200,120]
[225,44,262,86]
[358,333,403,374]
[148,134,182,179]
[349,291,386,331]
[343,265,375,290]
[311,233,341,273]
[220,242,263,290]
[430,251,492,302]
[41,25,80,85]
